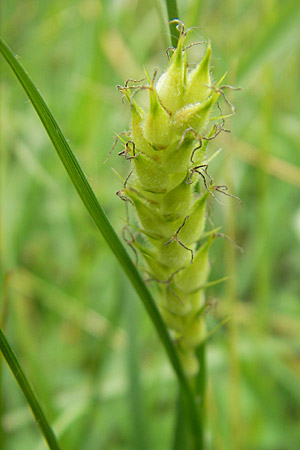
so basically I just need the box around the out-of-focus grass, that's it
[1,1,300,449]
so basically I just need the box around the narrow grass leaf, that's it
[165,0,180,47]
[126,282,149,450]
[172,389,189,450]
[0,328,61,450]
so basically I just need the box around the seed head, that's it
[115,26,236,376]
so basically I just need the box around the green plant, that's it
[0,21,206,450]
[0,13,239,447]
[112,20,240,448]
[2,1,300,449]
[116,21,234,378]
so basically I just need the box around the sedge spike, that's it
[115,25,235,376]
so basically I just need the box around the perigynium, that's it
[114,22,238,376]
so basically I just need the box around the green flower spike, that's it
[116,24,232,376]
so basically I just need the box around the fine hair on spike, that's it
[118,141,140,160]
[213,185,242,204]
[176,105,229,165]
[120,74,172,118]
[156,91,172,116]
[189,124,224,164]
[151,68,159,86]
[215,232,244,253]
[122,170,134,223]
[186,164,214,194]
[104,131,130,163]
[219,84,242,114]
[164,216,194,263]
[166,46,176,59]
[215,101,231,133]
[122,226,139,266]
[117,81,151,105]
[186,164,241,205]
[206,83,242,115]
[104,135,119,164]
[168,20,203,39]
[146,267,185,304]
[177,127,199,150]
[183,41,207,52]
[188,101,232,163]
[130,84,151,103]
[116,189,133,205]
[116,84,130,104]
[124,169,133,188]
[190,142,203,164]
[203,297,218,315]
[124,77,146,88]
[184,25,204,38]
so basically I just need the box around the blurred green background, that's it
[1,0,300,449]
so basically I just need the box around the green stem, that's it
[173,345,206,450]
[172,388,189,450]
[197,341,207,422]
[0,328,60,450]
[0,279,8,450]
[0,37,202,446]
[154,0,170,49]
[126,286,149,450]
[194,341,206,448]
[165,0,180,47]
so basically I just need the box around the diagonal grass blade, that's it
[0,328,61,450]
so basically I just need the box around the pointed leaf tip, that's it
[185,44,212,105]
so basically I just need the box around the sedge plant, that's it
[115,21,237,379]
[0,15,239,450]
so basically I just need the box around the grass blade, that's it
[0,328,60,450]
[165,0,180,47]
[0,37,202,446]
[154,0,170,49]
[0,274,11,450]
[172,389,189,450]
[126,283,149,450]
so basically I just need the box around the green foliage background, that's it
[1,0,300,449]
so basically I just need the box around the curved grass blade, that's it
[0,328,60,450]
[0,38,202,446]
